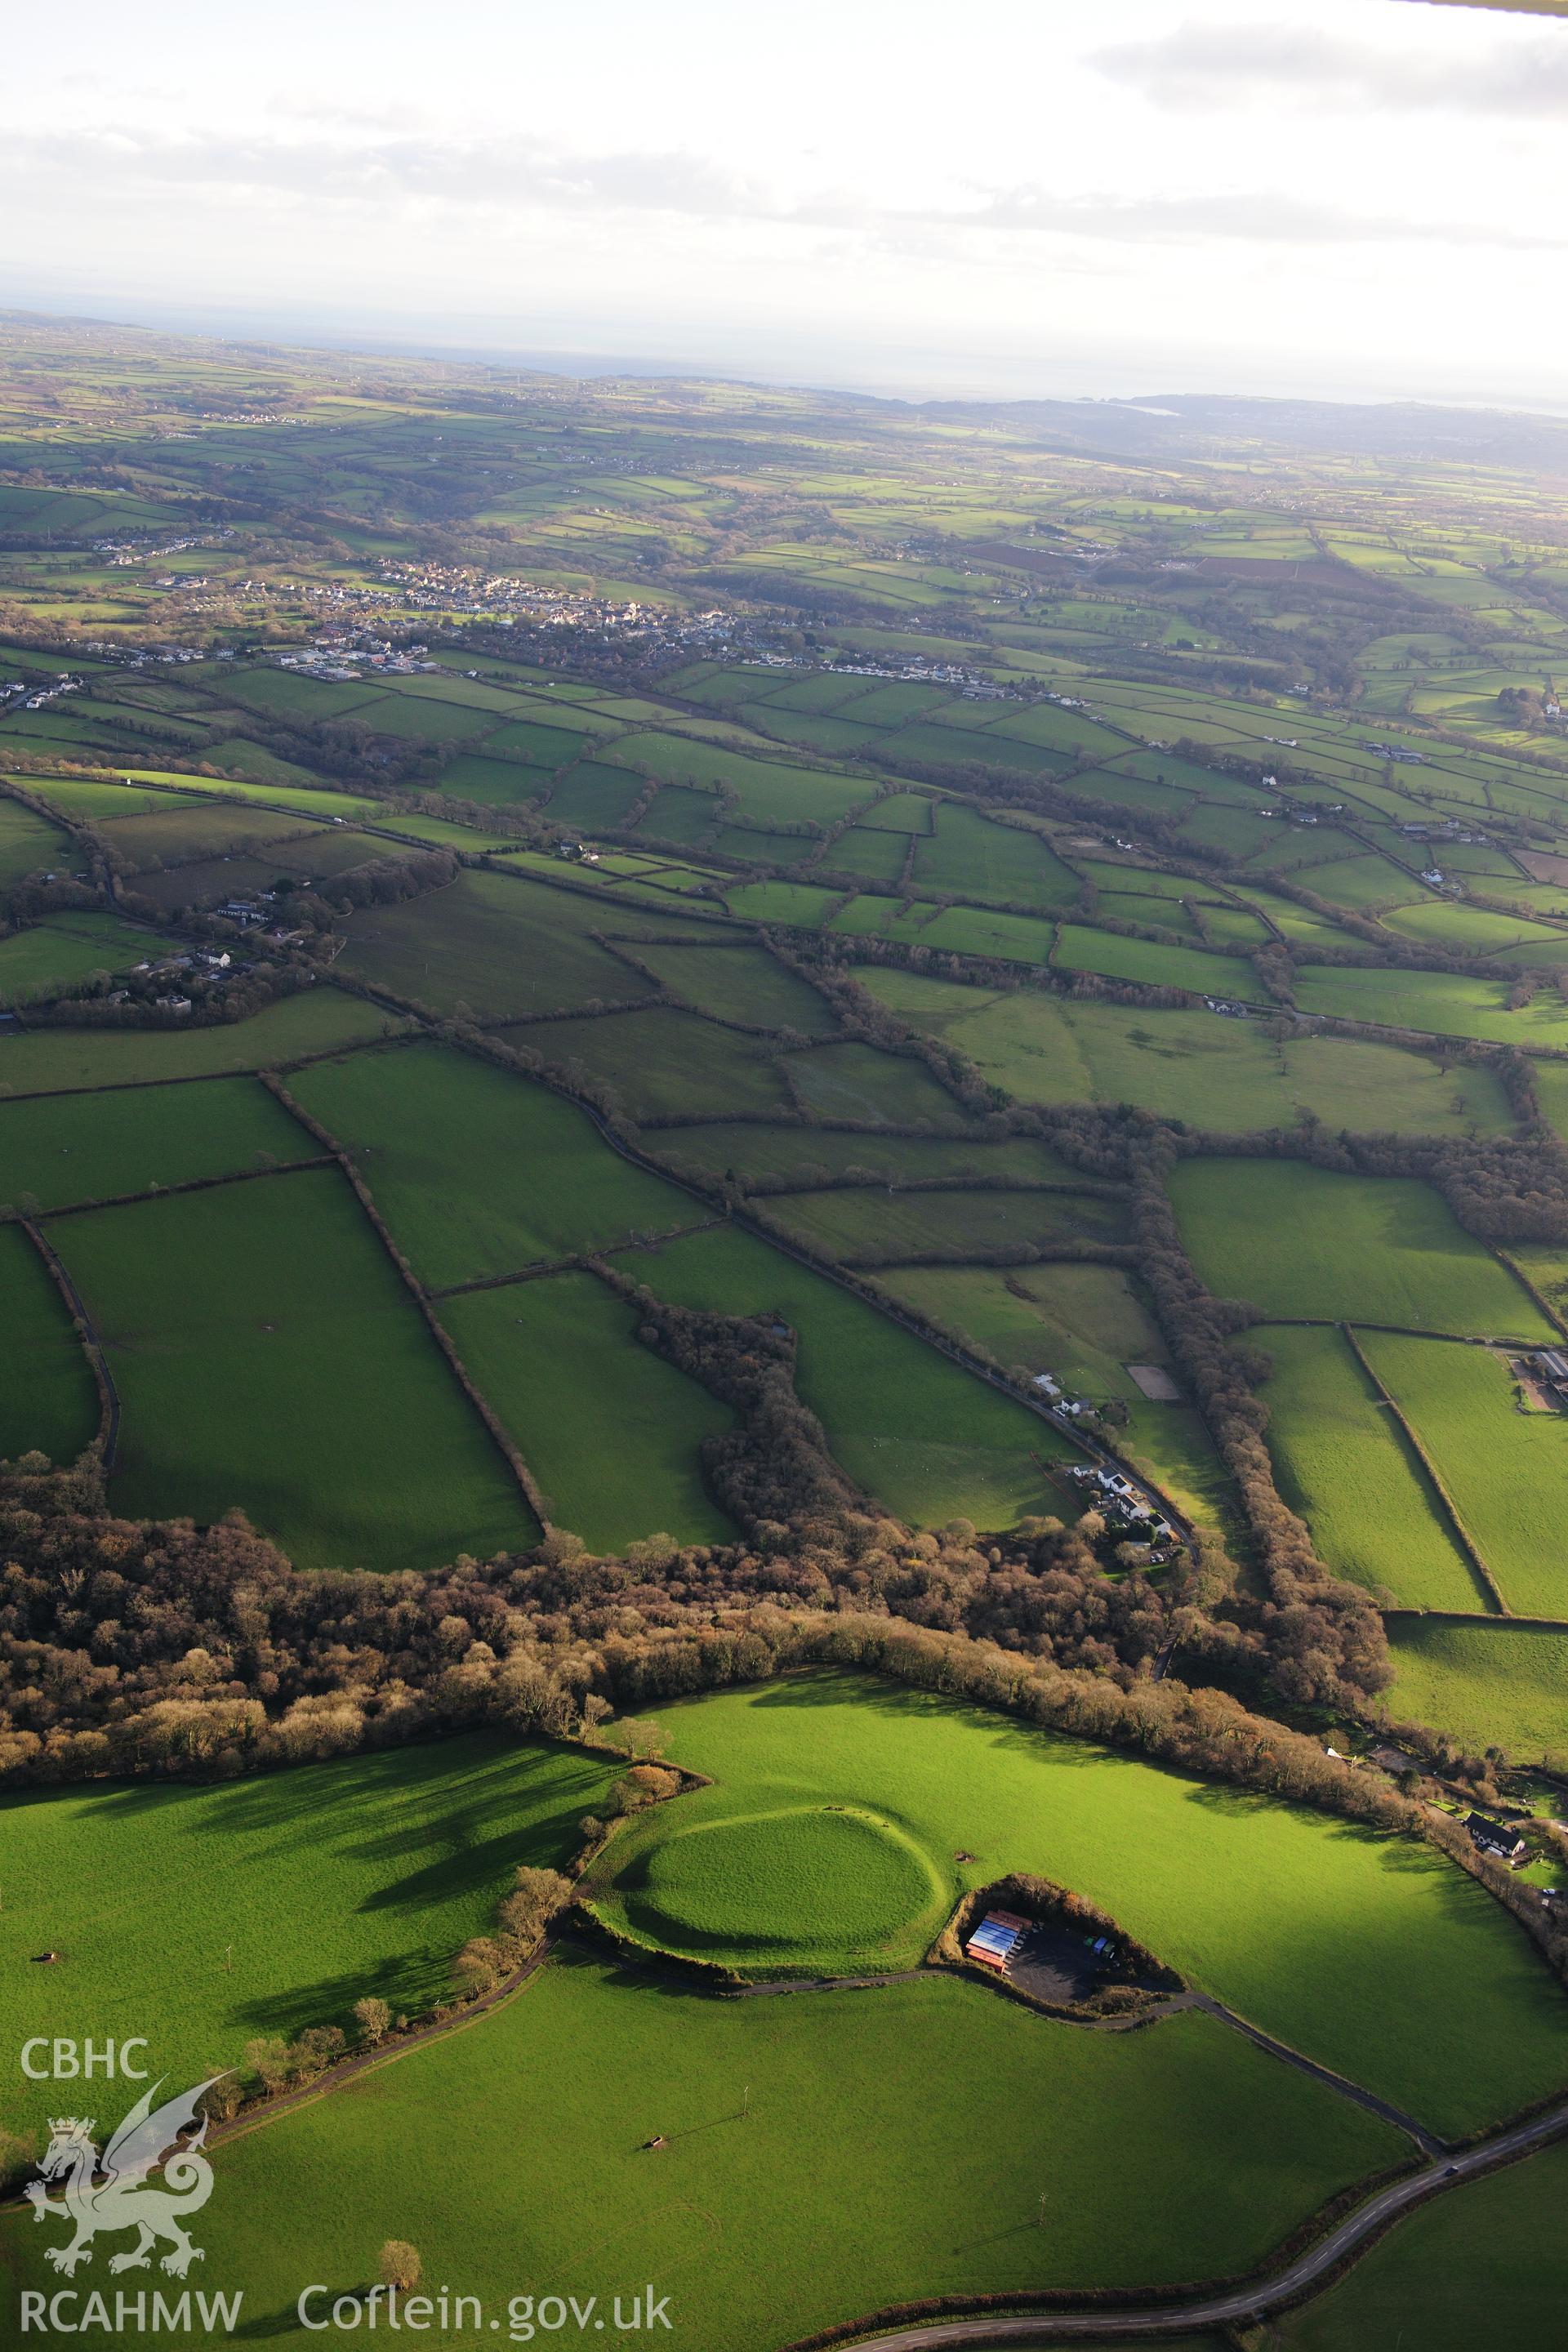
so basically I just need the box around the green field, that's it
[636,1225,1082,1528]
[1258,1324,1489,1610]
[1361,1333,1568,1619]
[149,777,385,825]
[1114,1390,1242,1539]
[786,1036,975,1125]
[338,869,653,1018]
[768,1183,1121,1262]
[918,902,1057,962]
[911,803,1080,907]
[630,937,838,1033]
[708,820,816,866]
[1386,1619,1568,1762]
[97,800,335,867]
[1292,962,1568,1047]
[0,1220,98,1463]
[289,1042,695,1287]
[508,1003,793,1121]
[862,970,1512,1134]
[1380,898,1568,956]
[724,877,844,925]
[646,1124,1064,1189]
[830,890,942,939]
[826,822,911,883]
[1169,1160,1552,1337]
[538,760,646,829]
[602,731,873,826]
[438,751,550,805]
[0,1074,310,1210]
[632,782,722,843]
[0,987,405,1095]
[0,911,157,1004]
[224,670,385,724]
[0,793,75,889]
[52,1169,535,1570]
[488,718,599,768]
[16,774,189,823]
[0,1731,618,2135]
[883,717,1070,774]
[1054,923,1257,997]
[441,1271,735,1550]
[49,1952,1402,2352]
[877,1258,1165,1394]
[1196,899,1272,947]
[1280,2137,1568,2352]
[198,737,343,789]
[123,848,307,914]
[1532,1058,1568,1149]
[586,1676,1568,2133]
[1100,889,1204,938]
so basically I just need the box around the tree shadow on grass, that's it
[234,2293,371,2344]
[225,1953,457,2040]
[82,1735,612,1922]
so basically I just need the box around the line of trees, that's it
[1128,1134,1394,1709]
[0,1449,1377,1822]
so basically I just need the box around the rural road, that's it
[826,2092,1568,2347]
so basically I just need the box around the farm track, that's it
[1183,1993,1443,2157]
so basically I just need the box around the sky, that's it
[7,0,1568,408]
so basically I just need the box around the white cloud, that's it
[2,122,1561,253]
[1091,20,1568,114]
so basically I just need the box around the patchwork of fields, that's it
[0,968,1098,1548]
[7,753,1568,1678]
[51,1167,537,1571]
[11,345,1568,2343]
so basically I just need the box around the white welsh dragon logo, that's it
[24,2075,228,2278]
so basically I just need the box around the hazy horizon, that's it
[13,292,1568,428]
[7,0,1568,413]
